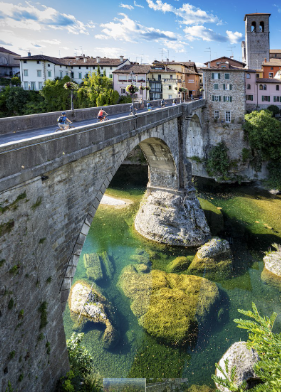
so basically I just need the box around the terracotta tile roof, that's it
[113,64,151,74]
[153,60,197,72]
[244,13,271,20]
[256,78,281,83]
[270,49,281,54]
[18,54,128,67]
[149,66,177,73]
[204,56,245,67]
[0,47,20,56]
[262,59,281,66]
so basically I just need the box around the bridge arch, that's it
[60,125,180,308]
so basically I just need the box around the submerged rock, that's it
[215,342,260,392]
[83,251,115,282]
[69,281,119,349]
[199,197,224,236]
[134,189,211,247]
[118,266,220,346]
[188,386,216,392]
[167,256,192,273]
[188,237,233,279]
[262,245,281,289]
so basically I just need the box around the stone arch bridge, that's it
[0,101,206,392]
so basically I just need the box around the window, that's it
[212,95,221,101]
[38,82,43,90]
[93,66,95,70]
[48,64,50,67]
[273,96,280,102]
[269,73,273,78]
[48,71,51,78]
[271,67,273,70]
[37,70,42,77]
[118,75,127,82]
[214,84,219,90]
[212,73,220,80]
[276,85,280,91]
[37,60,41,64]
[225,111,231,123]
[60,71,63,78]
[121,88,126,94]
[71,72,74,78]
[259,21,264,32]
[223,84,232,90]
[24,81,28,90]
[71,66,73,69]
[214,110,220,119]
[223,96,232,102]
[66,72,69,76]
[79,72,82,79]
[23,60,27,63]
[246,73,251,79]
[109,74,112,79]
[86,66,88,70]
[170,75,173,79]
[246,95,253,101]
[225,73,230,79]
[79,66,81,69]
[259,84,267,90]
[256,74,259,79]
[247,84,251,89]
[251,22,256,32]
[262,96,270,102]
[101,66,103,70]
[110,67,112,70]
[24,69,28,76]
[169,85,172,90]
[30,82,36,90]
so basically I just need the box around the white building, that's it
[19,53,130,91]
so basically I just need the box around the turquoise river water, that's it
[63,167,281,388]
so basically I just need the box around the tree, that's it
[0,86,30,116]
[40,76,72,112]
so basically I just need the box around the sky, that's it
[0,0,281,66]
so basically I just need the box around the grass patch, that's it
[0,220,14,237]
[38,302,48,329]
[31,197,42,211]
[8,298,14,310]
[0,192,26,214]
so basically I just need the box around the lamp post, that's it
[130,71,135,103]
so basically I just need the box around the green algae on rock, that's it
[199,197,224,236]
[188,237,233,280]
[167,256,192,273]
[118,266,220,346]
[261,244,281,289]
[83,251,115,282]
[68,280,119,349]
[188,385,216,392]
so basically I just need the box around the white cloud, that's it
[163,39,187,52]
[134,1,144,7]
[94,47,125,57]
[146,0,222,25]
[95,13,177,42]
[120,3,134,10]
[0,1,95,34]
[273,4,281,12]
[41,39,61,45]
[184,25,227,42]
[226,30,243,44]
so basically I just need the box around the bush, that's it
[205,142,231,181]
[267,105,280,117]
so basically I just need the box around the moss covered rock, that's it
[188,237,233,280]
[188,385,215,392]
[262,245,281,289]
[83,251,115,282]
[167,256,192,273]
[199,198,224,236]
[69,280,119,349]
[118,266,220,346]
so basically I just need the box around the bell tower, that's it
[243,13,270,69]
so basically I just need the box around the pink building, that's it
[113,64,151,101]
[245,71,281,111]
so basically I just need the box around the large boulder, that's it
[215,342,260,392]
[167,256,192,273]
[188,237,233,279]
[118,265,220,346]
[68,281,119,349]
[134,190,211,247]
[261,245,281,289]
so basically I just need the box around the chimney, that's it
[120,55,124,62]
[76,56,80,60]
[28,51,31,57]
[208,62,211,68]
[84,57,87,63]
[83,54,85,58]
[96,56,100,63]
[264,58,267,63]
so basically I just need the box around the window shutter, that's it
[230,84,232,90]
[223,84,225,90]
[212,95,214,101]
[262,96,264,101]
[230,96,232,102]
[274,96,276,102]
[219,96,221,101]
[212,73,214,79]
[223,96,226,102]
[218,73,221,79]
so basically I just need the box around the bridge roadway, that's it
[0,102,176,146]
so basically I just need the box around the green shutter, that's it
[212,73,214,79]
[230,96,232,102]
[212,95,214,101]
[230,84,232,90]
[223,96,226,102]
[219,96,221,101]
[218,73,221,79]
[262,96,264,101]
[223,84,225,90]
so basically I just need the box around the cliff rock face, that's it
[134,190,211,247]
[188,237,233,279]
[118,265,220,346]
[215,341,260,392]
[69,281,119,349]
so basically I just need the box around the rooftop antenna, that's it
[227,46,236,57]
[159,47,164,61]
[205,47,211,61]
[80,46,83,56]
[59,50,61,58]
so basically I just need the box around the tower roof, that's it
[244,13,271,21]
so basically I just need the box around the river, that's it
[63,165,281,389]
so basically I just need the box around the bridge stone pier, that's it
[0,101,206,392]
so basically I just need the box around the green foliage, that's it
[241,148,252,163]
[40,76,72,112]
[267,105,280,117]
[38,333,44,341]
[213,303,281,391]
[8,351,15,360]
[8,298,14,309]
[46,276,52,283]
[38,302,48,329]
[266,160,281,189]
[9,264,20,274]
[212,359,247,391]
[0,259,5,267]
[31,197,42,211]
[0,192,26,214]
[244,110,281,161]
[205,142,231,181]
[18,374,23,382]
[118,95,132,104]
[5,380,13,392]
[10,76,21,86]
[188,156,203,163]
[46,341,51,355]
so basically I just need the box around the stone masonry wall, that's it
[0,117,182,392]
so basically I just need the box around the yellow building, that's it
[147,65,186,101]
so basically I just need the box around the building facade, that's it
[203,68,246,123]
[242,13,271,70]
[0,47,20,78]
[113,64,151,101]
[246,75,281,110]
[19,54,129,91]
[261,58,281,78]
[148,65,183,100]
